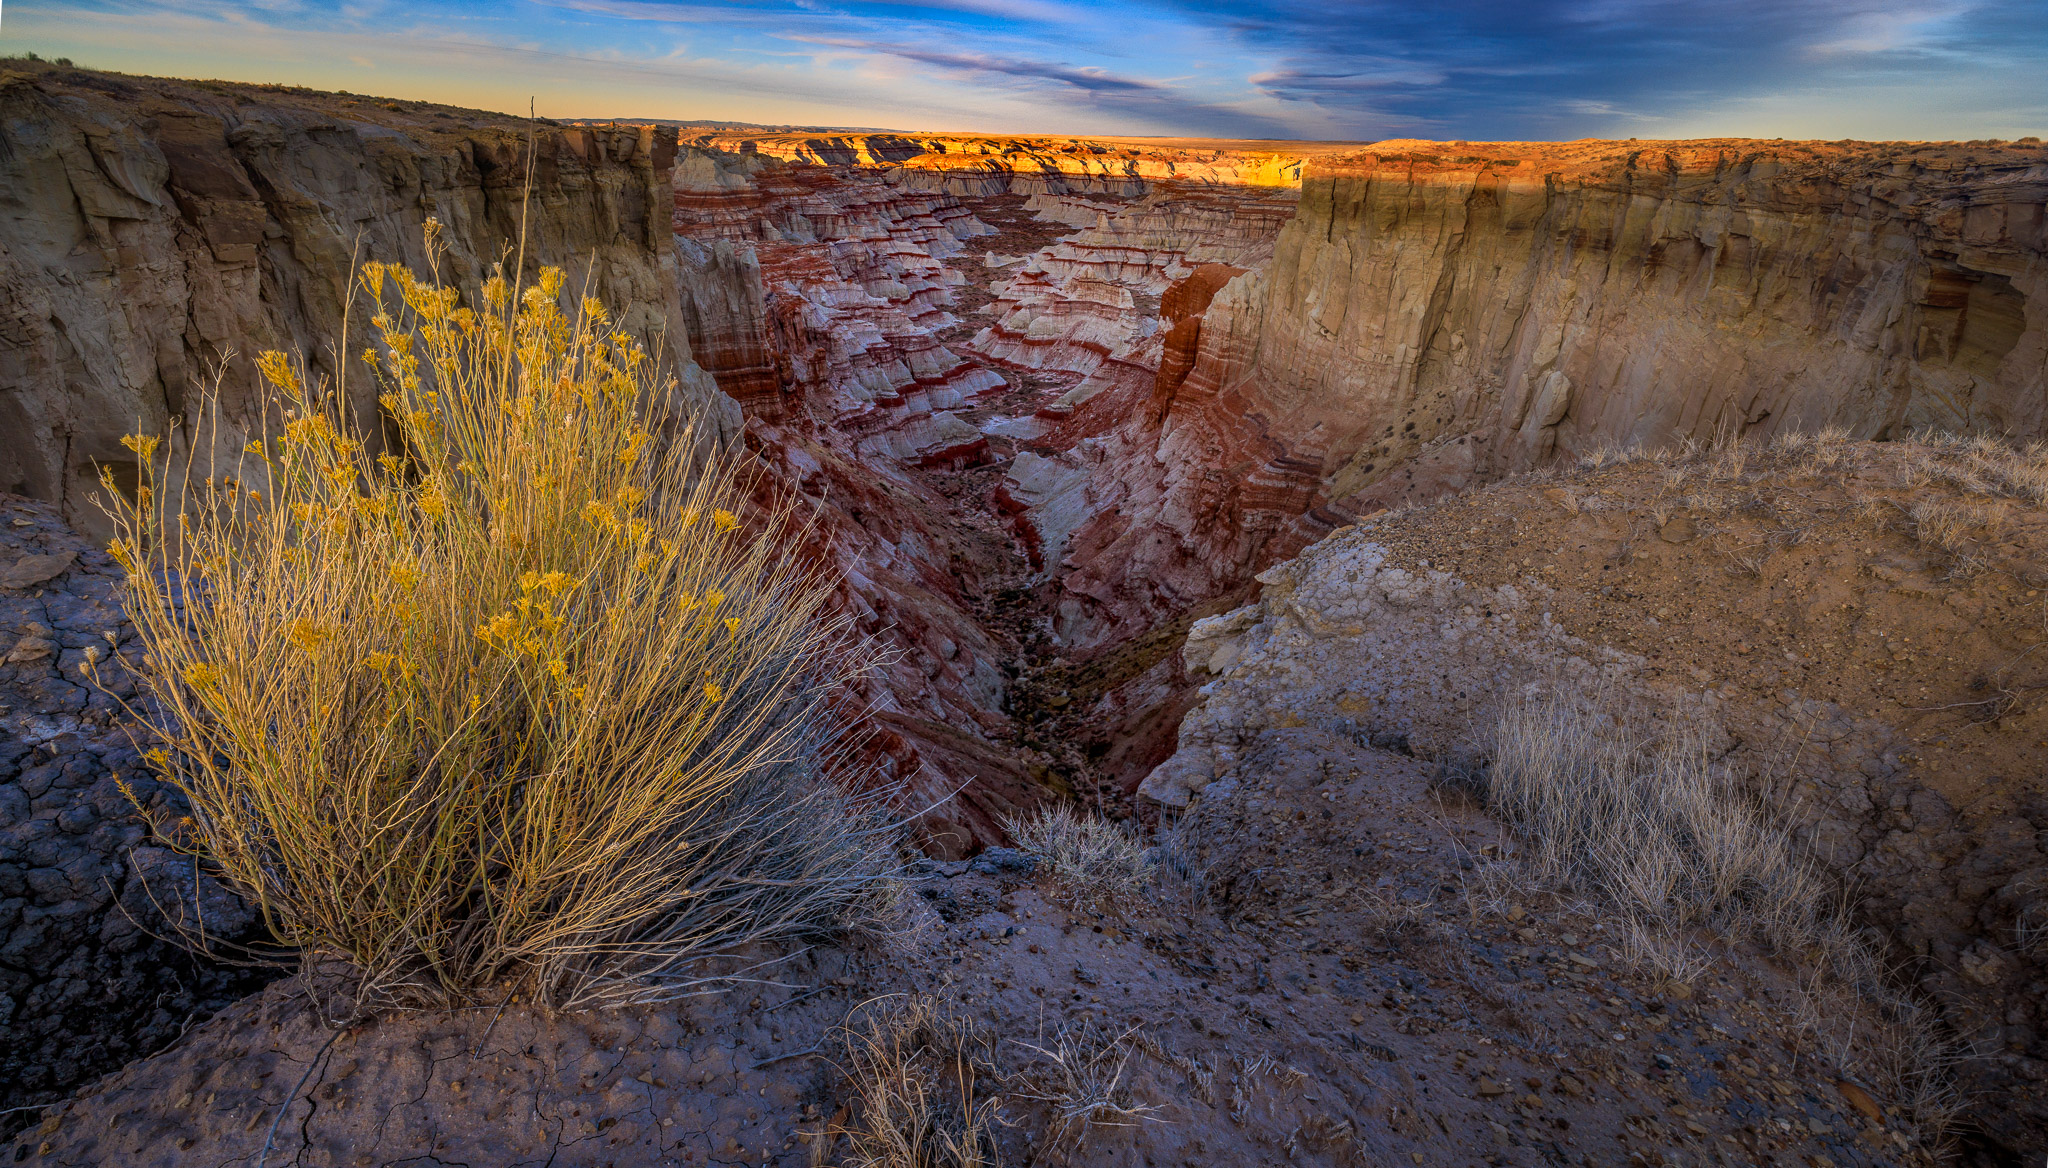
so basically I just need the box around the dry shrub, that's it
[1014,1019,1159,1153]
[1484,693,1829,950]
[1003,805,1149,909]
[830,995,1006,1168]
[1481,693,1965,1147]
[101,237,896,1011]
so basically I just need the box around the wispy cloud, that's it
[4,0,2042,139]
[795,37,1164,93]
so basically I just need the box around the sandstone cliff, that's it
[1039,139,2048,646]
[0,63,730,537]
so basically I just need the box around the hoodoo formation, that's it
[1,55,2045,1168]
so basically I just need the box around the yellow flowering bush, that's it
[100,229,895,1011]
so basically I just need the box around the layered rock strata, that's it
[663,137,1329,843]
[672,146,1051,848]
[0,63,729,538]
[1027,139,2048,647]
[674,147,1001,445]
[969,188,1295,443]
[681,131,1362,196]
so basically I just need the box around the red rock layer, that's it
[1151,264,1246,421]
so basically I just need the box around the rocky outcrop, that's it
[1033,139,2048,647]
[0,63,730,538]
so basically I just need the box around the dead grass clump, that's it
[1014,1019,1160,1153]
[829,995,1006,1168]
[1768,424,1855,475]
[1148,816,1210,911]
[101,236,896,1011]
[1789,970,1970,1149]
[1614,913,1713,988]
[1902,497,2007,577]
[1907,429,2048,504]
[1574,442,1655,472]
[1004,805,1149,909]
[1907,499,1973,554]
[1708,438,1751,482]
[1481,693,1966,1148]
[1454,854,1536,922]
[2017,888,2048,955]
[1484,694,1829,950]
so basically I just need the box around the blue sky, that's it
[8,0,2046,139]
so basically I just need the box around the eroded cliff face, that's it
[0,64,729,537]
[667,139,1310,846]
[1035,139,2048,647]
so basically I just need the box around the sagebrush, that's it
[103,232,896,1011]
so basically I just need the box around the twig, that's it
[254,1028,343,1168]
[764,984,834,1014]
[469,998,511,1065]
[745,1043,825,1071]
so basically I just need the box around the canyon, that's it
[2,61,2046,1163]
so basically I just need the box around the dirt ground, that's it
[14,729,1915,1167]
[1124,434,2047,1162]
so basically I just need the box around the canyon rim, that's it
[0,29,2045,1168]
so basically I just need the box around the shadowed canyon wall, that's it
[0,64,731,538]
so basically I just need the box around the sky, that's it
[6,0,2046,141]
